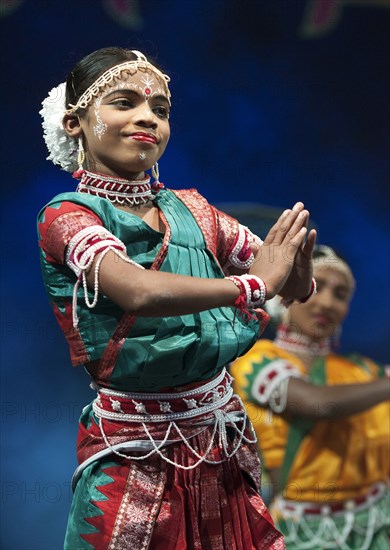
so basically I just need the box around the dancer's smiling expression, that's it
[64,69,171,180]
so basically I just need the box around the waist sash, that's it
[73,369,256,490]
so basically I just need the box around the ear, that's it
[63,114,83,138]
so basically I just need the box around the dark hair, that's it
[65,47,165,112]
[313,245,351,267]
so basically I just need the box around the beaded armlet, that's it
[66,225,144,328]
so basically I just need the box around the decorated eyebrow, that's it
[329,285,348,294]
[102,88,142,100]
[102,88,170,105]
[316,277,349,290]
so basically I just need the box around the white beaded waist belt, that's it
[92,367,234,423]
[74,368,257,480]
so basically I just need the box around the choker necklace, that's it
[76,170,155,207]
[275,324,330,359]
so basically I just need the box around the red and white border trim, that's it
[250,359,303,413]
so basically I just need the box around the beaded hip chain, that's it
[73,369,257,486]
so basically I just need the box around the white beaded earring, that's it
[74,136,85,178]
[151,162,164,190]
[151,162,159,183]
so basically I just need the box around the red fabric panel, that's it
[38,201,103,264]
[76,437,284,549]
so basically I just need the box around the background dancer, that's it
[231,245,389,549]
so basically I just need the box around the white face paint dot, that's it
[139,152,146,160]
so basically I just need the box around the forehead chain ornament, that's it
[66,50,171,114]
[313,245,355,293]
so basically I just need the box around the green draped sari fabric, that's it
[38,188,260,390]
[37,186,287,550]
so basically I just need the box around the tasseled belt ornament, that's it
[91,368,256,470]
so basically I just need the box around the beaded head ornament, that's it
[265,244,355,324]
[312,245,355,295]
[39,50,171,173]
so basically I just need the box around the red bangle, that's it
[226,275,267,309]
[280,277,317,308]
[299,277,317,303]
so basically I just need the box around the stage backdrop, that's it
[1,1,389,548]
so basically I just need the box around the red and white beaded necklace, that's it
[76,169,159,207]
[275,324,330,359]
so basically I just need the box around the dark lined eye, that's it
[111,99,134,108]
[153,106,169,119]
[334,288,349,301]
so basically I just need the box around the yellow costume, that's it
[231,337,390,549]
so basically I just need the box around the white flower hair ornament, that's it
[39,82,79,173]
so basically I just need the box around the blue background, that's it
[1,0,389,548]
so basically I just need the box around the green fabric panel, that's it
[38,190,260,390]
[112,189,259,390]
[277,489,390,549]
[245,356,275,403]
[64,460,119,550]
[347,352,388,377]
[243,356,273,463]
[347,353,372,374]
[279,357,327,492]
[38,191,162,365]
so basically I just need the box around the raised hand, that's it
[248,202,310,299]
[278,224,317,301]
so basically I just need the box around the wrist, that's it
[281,277,317,308]
[226,274,268,310]
[299,277,317,303]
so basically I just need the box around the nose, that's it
[134,105,158,129]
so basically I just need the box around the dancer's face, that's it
[71,68,170,180]
[288,267,351,342]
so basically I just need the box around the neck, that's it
[75,169,163,207]
[275,324,331,360]
[86,161,146,182]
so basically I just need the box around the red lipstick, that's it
[129,132,157,144]
[313,314,332,326]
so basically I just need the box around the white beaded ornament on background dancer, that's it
[312,245,355,294]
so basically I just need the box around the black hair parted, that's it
[65,46,165,111]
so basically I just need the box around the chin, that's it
[112,163,147,179]
[308,325,331,341]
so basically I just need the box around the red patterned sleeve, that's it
[212,207,263,273]
[38,202,103,264]
[172,189,261,272]
[212,207,240,268]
